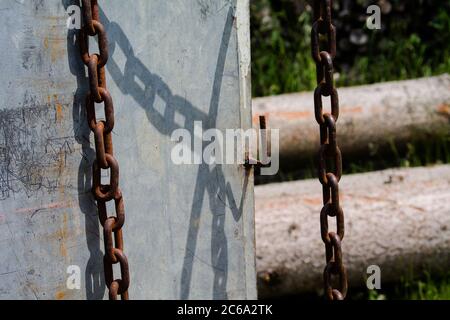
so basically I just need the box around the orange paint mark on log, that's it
[437,104,450,118]
[260,202,289,210]
[340,106,363,114]
[275,111,311,119]
[259,194,324,210]
[253,111,311,124]
[302,197,322,206]
[253,106,363,124]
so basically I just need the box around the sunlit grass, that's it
[366,272,450,300]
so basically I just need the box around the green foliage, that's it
[339,33,432,85]
[397,272,450,300]
[351,131,450,172]
[340,1,450,86]
[251,0,450,96]
[251,1,316,96]
[366,271,450,300]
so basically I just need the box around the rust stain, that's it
[59,242,67,258]
[50,40,65,62]
[57,151,66,179]
[58,213,69,258]
[50,95,69,176]
[40,227,76,249]
[55,291,65,300]
[43,16,63,22]
[55,103,63,122]
[53,94,67,124]
[43,27,66,63]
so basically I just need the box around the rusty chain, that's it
[311,0,348,300]
[79,0,130,300]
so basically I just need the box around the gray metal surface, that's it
[0,0,256,299]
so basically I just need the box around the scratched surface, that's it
[0,0,256,299]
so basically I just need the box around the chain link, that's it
[311,0,348,300]
[79,0,130,300]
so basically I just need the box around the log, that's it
[252,75,450,161]
[255,165,450,298]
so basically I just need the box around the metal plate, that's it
[0,0,256,299]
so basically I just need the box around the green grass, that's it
[365,272,450,300]
[277,271,450,300]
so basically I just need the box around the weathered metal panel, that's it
[0,0,256,299]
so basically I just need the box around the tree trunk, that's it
[253,75,450,161]
[255,165,450,298]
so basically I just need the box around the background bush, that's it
[250,0,450,97]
